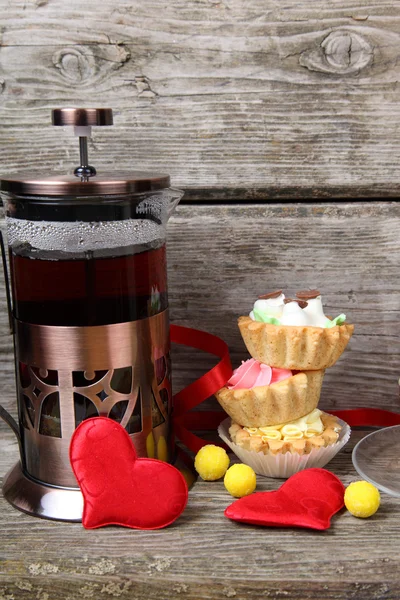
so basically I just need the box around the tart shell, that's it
[215,370,324,428]
[238,316,354,370]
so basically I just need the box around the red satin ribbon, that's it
[171,325,400,454]
[330,408,400,427]
[170,324,232,454]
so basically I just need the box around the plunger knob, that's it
[51,108,113,178]
[52,108,113,127]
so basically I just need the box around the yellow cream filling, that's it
[244,408,325,441]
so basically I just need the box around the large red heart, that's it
[225,468,345,530]
[70,417,188,530]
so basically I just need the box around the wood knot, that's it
[300,29,373,75]
[52,46,97,83]
[134,76,157,98]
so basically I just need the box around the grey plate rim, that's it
[352,424,400,498]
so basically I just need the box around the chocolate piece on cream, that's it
[296,289,321,300]
[297,300,308,309]
[258,290,283,300]
[283,298,308,309]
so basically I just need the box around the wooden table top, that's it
[1,424,399,600]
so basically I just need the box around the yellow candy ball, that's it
[146,432,155,458]
[157,435,168,462]
[224,463,257,498]
[344,481,381,518]
[194,445,230,481]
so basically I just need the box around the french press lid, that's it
[0,108,170,197]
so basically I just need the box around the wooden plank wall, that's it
[0,2,399,416]
[1,0,400,198]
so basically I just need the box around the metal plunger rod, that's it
[79,137,89,168]
[73,128,96,177]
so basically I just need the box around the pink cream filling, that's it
[227,358,292,390]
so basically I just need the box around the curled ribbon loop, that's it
[170,324,232,454]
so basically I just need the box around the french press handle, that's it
[0,229,21,444]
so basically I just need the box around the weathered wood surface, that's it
[1,427,400,600]
[2,0,400,197]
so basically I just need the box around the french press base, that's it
[3,463,84,521]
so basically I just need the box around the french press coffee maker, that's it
[0,108,183,521]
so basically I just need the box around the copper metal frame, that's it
[2,310,171,521]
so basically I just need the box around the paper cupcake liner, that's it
[218,416,351,479]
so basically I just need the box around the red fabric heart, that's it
[70,417,188,530]
[225,468,345,530]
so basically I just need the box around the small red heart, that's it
[70,417,188,530]
[225,468,345,530]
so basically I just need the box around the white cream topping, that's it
[250,292,345,328]
[301,296,329,327]
[250,294,285,320]
[280,302,309,326]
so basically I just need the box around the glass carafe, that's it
[0,108,183,520]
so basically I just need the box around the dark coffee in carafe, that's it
[10,244,168,326]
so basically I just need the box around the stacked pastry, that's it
[216,290,353,477]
